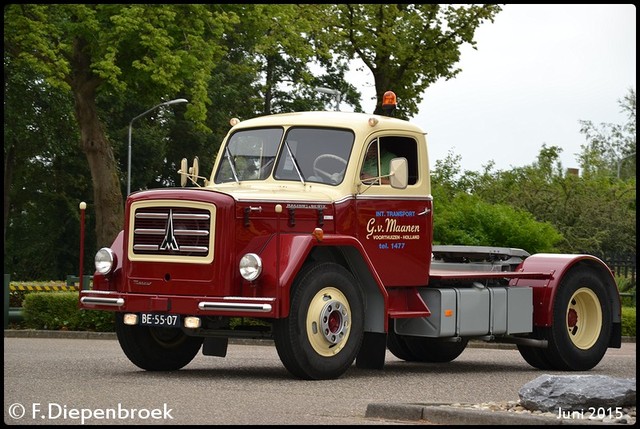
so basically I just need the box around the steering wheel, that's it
[313,154,348,183]
[259,157,276,179]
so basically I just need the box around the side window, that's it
[360,136,418,185]
[360,140,382,184]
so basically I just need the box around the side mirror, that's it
[389,157,408,189]
[178,157,201,187]
[180,158,189,187]
[190,156,199,184]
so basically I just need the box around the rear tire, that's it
[387,319,468,363]
[386,319,420,361]
[517,328,554,370]
[404,337,469,363]
[115,313,203,371]
[517,266,612,371]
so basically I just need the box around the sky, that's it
[350,4,636,173]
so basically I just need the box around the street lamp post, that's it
[127,98,188,195]
[314,87,341,111]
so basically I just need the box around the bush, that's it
[615,275,636,293]
[22,291,114,332]
[621,306,636,337]
[9,280,68,306]
[432,193,563,253]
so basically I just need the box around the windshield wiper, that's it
[224,146,240,183]
[284,140,305,185]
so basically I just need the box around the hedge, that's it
[22,292,114,332]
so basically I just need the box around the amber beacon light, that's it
[381,91,397,116]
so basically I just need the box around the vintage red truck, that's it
[79,93,622,380]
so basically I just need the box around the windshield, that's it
[215,127,354,185]
[214,128,283,183]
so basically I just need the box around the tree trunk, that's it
[4,142,15,249]
[70,38,124,248]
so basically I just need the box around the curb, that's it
[365,403,618,425]
[4,329,117,340]
[2,329,277,345]
[2,329,284,347]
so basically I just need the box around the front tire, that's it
[273,262,364,380]
[115,313,203,371]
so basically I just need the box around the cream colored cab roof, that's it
[231,111,425,136]
[208,111,430,201]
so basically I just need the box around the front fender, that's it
[512,253,620,327]
[274,233,387,319]
[92,230,125,291]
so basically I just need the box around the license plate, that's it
[139,313,181,327]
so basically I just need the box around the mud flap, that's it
[609,322,622,348]
[356,332,386,370]
[202,337,228,357]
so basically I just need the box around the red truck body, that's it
[80,107,621,380]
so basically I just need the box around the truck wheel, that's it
[387,319,420,361]
[516,329,553,370]
[387,319,468,363]
[520,267,612,371]
[404,337,469,363]
[115,313,203,371]
[547,267,612,370]
[273,262,364,380]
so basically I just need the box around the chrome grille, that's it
[132,207,211,257]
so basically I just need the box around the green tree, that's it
[578,87,636,180]
[324,4,502,117]
[3,59,96,279]
[460,143,636,256]
[432,89,636,255]
[432,192,563,253]
[5,4,237,247]
[219,4,363,115]
[132,4,365,191]
[431,152,564,253]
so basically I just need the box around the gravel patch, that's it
[446,401,636,425]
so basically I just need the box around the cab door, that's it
[355,135,432,287]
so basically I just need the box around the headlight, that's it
[95,247,116,275]
[239,253,262,281]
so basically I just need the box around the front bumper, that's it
[79,290,278,318]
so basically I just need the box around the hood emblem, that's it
[160,209,180,251]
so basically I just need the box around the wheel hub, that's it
[566,287,602,350]
[320,300,349,345]
[306,287,353,357]
[567,308,578,333]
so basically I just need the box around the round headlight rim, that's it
[239,253,262,282]
[95,247,116,275]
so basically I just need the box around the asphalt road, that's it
[3,333,636,425]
